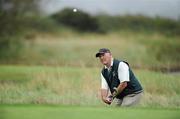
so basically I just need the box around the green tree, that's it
[51,8,100,32]
[0,0,39,59]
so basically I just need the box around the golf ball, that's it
[73,9,77,12]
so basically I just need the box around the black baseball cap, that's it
[95,48,111,57]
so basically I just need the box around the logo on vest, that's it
[112,71,116,77]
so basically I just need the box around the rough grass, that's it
[1,31,179,70]
[0,65,180,108]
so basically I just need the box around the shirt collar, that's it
[104,58,114,69]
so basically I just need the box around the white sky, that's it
[40,0,180,19]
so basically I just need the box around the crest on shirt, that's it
[112,71,116,77]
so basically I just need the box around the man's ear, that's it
[109,53,112,57]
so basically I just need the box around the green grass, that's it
[0,105,180,119]
[0,65,180,108]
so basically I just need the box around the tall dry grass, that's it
[0,66,180,108]
[136,70,180,108]
[1,31,163,68]
[0,66,101,106]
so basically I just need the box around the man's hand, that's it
[112,87,118,99]
[104,95,113,105]
[112,82,127,99]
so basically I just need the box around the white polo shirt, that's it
[101,59,130,90]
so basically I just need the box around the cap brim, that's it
[95,52,104,57]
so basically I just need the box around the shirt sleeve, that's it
[101,73,109,90]
[118,62,130,83]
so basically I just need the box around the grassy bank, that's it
[0,65,180,108]
[0,31,179,71]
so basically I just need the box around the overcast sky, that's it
[40,0,180,19]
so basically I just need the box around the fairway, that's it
[1,105,180,119]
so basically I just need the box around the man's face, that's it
[99,52,112,66]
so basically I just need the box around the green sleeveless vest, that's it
[101,59,143,99]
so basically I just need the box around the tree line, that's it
[52,8,180,35]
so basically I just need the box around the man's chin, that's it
[103,63,108,66]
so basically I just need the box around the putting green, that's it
[0,105,179,119]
